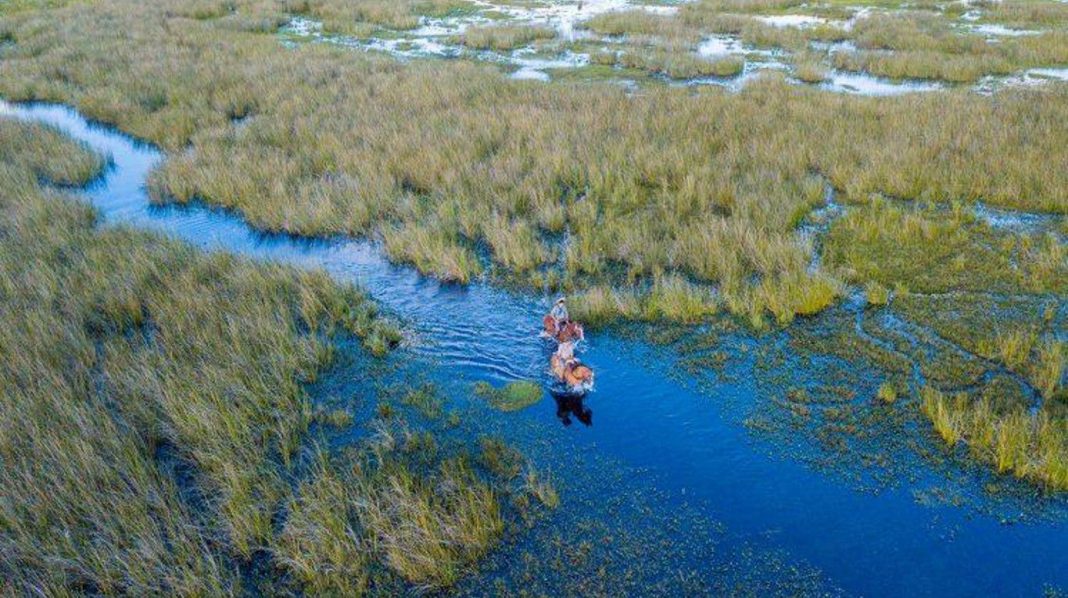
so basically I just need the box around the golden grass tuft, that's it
[922,386,1068,491]
[456,24,555,51]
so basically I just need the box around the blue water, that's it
[4,99,1066,596]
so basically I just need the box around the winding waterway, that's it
[4,99,1067,596]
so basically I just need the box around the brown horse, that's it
[542,315,584,343]
[550,354,594,389]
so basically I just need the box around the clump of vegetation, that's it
[619,49,744,79]
[865,281,889,306]
[399,382,445,419]
[356,454,503,588]
[480,435,525,479]
[877,381,898,404]
[793,59,829,84]
[474,380,544,412]
[523,467,560,509]
[921,386,1068,491]
[583,9,700,44]
[456,24,556,51]
[303,0,479,33]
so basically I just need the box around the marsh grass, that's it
[0,118,105,184]
[300,0,479,33]
[976,0,1068,28]
[456,24,555,51]
[0,117,542,594]
[922,386,1068,490]
[793,59,829,83]
[0,118,399,592]
[474,380,544,412]
[835,12,1068,82]
[618,49,744,78]
[5,0,1068,330]
[877,381,898,404]
[824,198,1068,295]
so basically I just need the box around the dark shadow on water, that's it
[554,392,592,427]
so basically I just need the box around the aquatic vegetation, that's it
[302,0,479,32]
[618,49,744,78]
[1035,340,1066,402]
[355,454,504,588]
[921,386,1068,491]
[474,380,544,412]
[523,467,560,509]
[399,382,445,419]
[480,435,525,479]
[793,58,829,83]
[276,456,372,594]
[584,9,699,43]
[865,281,889,306]
[823,199,1067,295]
[877,381,898,404]
[0,119,388,592]
[2,0,1066,502]
[0,117,550,595]
[381,223,483,284]
[642,275,720,323]
[977,0,1068,28]
[456,24,556,51]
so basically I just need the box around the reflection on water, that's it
[554,393,593,427]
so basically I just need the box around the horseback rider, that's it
[550,297,569,334]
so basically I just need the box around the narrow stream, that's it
[4,99,1067,597]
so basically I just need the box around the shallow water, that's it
[4,99,1068,596]
[820,71,944,95]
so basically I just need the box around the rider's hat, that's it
[555,297,566,304]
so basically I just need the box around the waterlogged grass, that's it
[299,0,479,33]
[3,1,1068,333]
[831,11,1068,82]
[824,198,1068,295]
[456,24,555,51]
[2,0,1066,494]
[474,380,544,412]
[0,118,554,594]
[977,0,1068,28]
[922,386,1068,491]
[618,49,744,78]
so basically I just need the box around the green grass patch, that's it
[474,380,544,412]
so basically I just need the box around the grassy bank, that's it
[0,117,553,594]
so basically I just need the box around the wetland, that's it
[1,0,1066,595]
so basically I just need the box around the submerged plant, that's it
[474,380,544,412]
